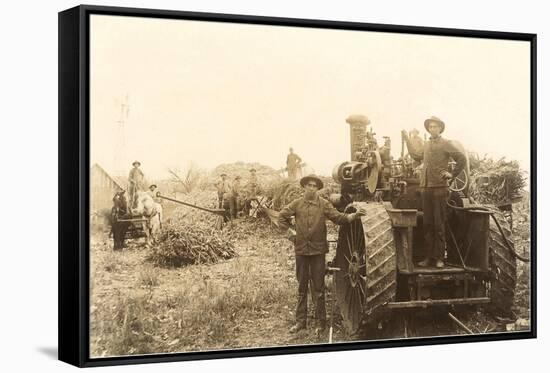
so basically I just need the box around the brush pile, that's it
[149,191,236,267]
[148,217,236,267]
[469,156,527,205]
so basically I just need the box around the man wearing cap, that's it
[248,168,258,191]
[278,174,366,334]
[402,116,467,268]
[147,184,161,203]
[111,190,130,250]
[229,175,242,219]
[128,161,145,207]
[286,147,302,181]
[215,173,230,209]
[244,168,260,215]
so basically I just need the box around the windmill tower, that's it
[114,94,129,177]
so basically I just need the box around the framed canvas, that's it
[58,4,537,367]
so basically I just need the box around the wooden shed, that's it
[90,163,124,214]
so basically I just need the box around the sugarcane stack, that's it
[148,218,237,267]
[469,155,527,205]
[149,202,237,267]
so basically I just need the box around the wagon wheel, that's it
[334,202,397,334]
[449,169,468,192]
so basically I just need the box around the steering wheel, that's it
[449,169,468,192]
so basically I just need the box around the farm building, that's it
[90,163,124,214]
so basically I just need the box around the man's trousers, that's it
[295,254,326,327]
[421,187,449,261]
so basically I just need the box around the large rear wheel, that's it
[488,209,517,316]
[334,202,397,334]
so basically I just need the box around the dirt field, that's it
[90,201,531,358]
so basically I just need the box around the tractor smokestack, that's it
[346,114,370,161]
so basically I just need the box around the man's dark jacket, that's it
[406,135,467,188]
[278,196,349,255]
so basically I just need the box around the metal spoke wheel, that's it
[334,215,367,333]
[333,202,397,334]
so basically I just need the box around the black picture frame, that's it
[59,4,537,368]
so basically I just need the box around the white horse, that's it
[131,191,163,246]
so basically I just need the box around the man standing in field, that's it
[215,173,230,209]
[402,116,466,268]
[286,147,302,181]
[248,168,258,194]
[278,174,366,333]
[229,175,242,219]
[111,190,130,250]
[244,168,260,216]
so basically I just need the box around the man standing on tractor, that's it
[402,116,467,268]
[278,174,366,334]
[286,147,302,181]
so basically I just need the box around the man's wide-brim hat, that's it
[300,174,324,190]
[149,184,157,189]
[220,173,227,177]
[424,116,445,133]
[132,160,141,166]
[250,168,256,172]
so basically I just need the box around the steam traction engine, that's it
[329,115,518,334]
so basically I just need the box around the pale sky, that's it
[90,15,531,179]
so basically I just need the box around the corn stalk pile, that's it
[148,194,236,267]
[468,156,527,205]
[148,216,236,267]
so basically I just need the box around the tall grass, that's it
[90,255,295,356]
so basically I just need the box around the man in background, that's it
[147,184,161,204]
[229,175,242,219]
[111,190,130,250]
[128,161,145,207]
[286,147,302,181]
[215,173,230,209]
[244,168,260,216]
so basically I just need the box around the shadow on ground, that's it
[37,346,58,360]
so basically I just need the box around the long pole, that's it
[156,193,225,216]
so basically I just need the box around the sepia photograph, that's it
[87,12,533,358]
